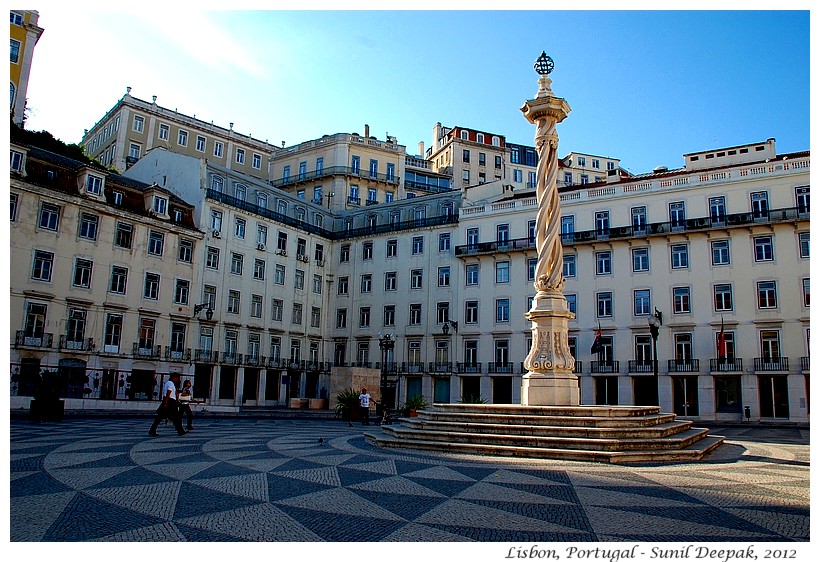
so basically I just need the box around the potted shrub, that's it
[458,394,488,404]
[403,394,428,417]
[335,388,361,424]
[29,369,65,422]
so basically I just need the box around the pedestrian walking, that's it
[178,379,195,431]
[359,388,372,426]
[148,373,186,437]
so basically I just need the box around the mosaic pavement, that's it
[9,418,809,542]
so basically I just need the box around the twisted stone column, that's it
[519,54,578,406]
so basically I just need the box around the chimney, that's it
[364,124,370,138]
[418,141,425,157]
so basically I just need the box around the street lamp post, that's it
[193,303,214,321]
[648,308,663,407]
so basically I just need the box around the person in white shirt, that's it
[358,388,372,426]
[148,373,186,436]
[178,379,195,431]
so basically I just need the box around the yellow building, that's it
[9,10,44,126]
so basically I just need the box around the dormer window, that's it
[112,191,123,206]
[153,196,168,216]
[460,130,469,140]
[85,174,103,195]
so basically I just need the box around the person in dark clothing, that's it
[148,373,186,436]
[178,379,195,431]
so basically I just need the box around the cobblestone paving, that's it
[9,418,809,542]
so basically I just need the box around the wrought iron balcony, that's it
[60,336,94,352]
[429,362,452,373]
[269,166,400,189]
[401,362,425,374]
[221,352,242,365]
[15,331,53,348]
[375,362,399,373]
[710,358,743,372]
[668,359,700,373]
[488,362,514,374]
[591,361,619,374]
[165,347,191,362]
[132,343,161,359]
[801,356,809,371]
[456,362,482,374]
[628,360,655,373]
[754,357,790,372]
[243,354,265,367]
[194,349,219,363]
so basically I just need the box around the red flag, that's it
[590,323,602,354]
[717,317,727,360]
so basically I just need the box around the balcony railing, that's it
[269,166,400,189]
[60,336,94,352]
[165,347,191,362]
[628,360,655,373]
[222,352,242,365]
[754,357,790,372]
[456,362,482,374]
[194,349,219,363]
[429,362,452,373]
[668,359,700,373]
[15,331,53,348]
[244,354,265,367]
[710,358,743,372]
[132,343,161,359]
[591,361,619,374]
[488,362,514,374]
[455,205,808,256]
[400,362,425,374]
[801,357,809,371]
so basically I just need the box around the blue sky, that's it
[24,5,810,175]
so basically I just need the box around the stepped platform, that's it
[365,403,725,464]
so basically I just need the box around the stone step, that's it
[364,433,726,464]
[381,425,711,451]
[429,403,661,417]
[415,411,678,428]
[401,418,694,439]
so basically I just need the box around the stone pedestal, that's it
[522,290,579,406]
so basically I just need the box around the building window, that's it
[566,294,577,314]
[294,270,305,290]
[386,239,397,258]
[227,290,241,314]
[799,232,809,258]
[465,301,479,324]
[409,304,422,325]
[597,292,613,318]
[234,217,246,239]
[412,236,424,255]
[359,307,370,328]
[66,258,92,291]
[251,295,263,318]
[496,299,510,323]
[339,244,350,263]
[595,211,610,235]
[757,281,778,309]
[210,209,223,232]
[385,271,397,291]
[563,255,576,278]
[31,250,54,281]
[132,115,144,133]
[438,267,451,287]
[203,285,216,310]
[39,202,60,231]
[213,141,224,158]
[178,130,188,146]
[383,305,395,327]
[85,175,103,195]
[147,231,164,256]
[673,286,691,313]
[79,213,99,240]
[10,192,18,221]
[235,148,245,165]
[753,236,774,262]
[129,143,141,159]
[230,253,244,275]
[360,274,372,294]
[496,261,510,283]
[338,276,349,295]
[313,274,322,294]
[206,247,220,270]
[336,308,347,329]
[439,233,451,252]
[109,266,128,294]
[272,299,284,322]
[802,278,810,307]
[411,269,423,289]
[11,151,23,173]
[751,191,769,218]
[253,259,265,280]
[714,284,734,312]
[669,201,686,228]
[709,196,726,222]
[671,244,689,269]
[143,272,160,299]
[252,153,262,169]
[178,239,193,263]
[196,135,206,152]
[104,314,123,352]
[363,242,373,260]
[634,289,651,316]
[528,258,537,281]
[115,222,133,249]
[311,306,321,328]
[632,207,647,231]
[157,124,170,141]
[632,248,649,272]
[466,264,479,286]
[174,279,190,305]
[436,302,450,324]
[711,240,730,265]
[596,251,612,275]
